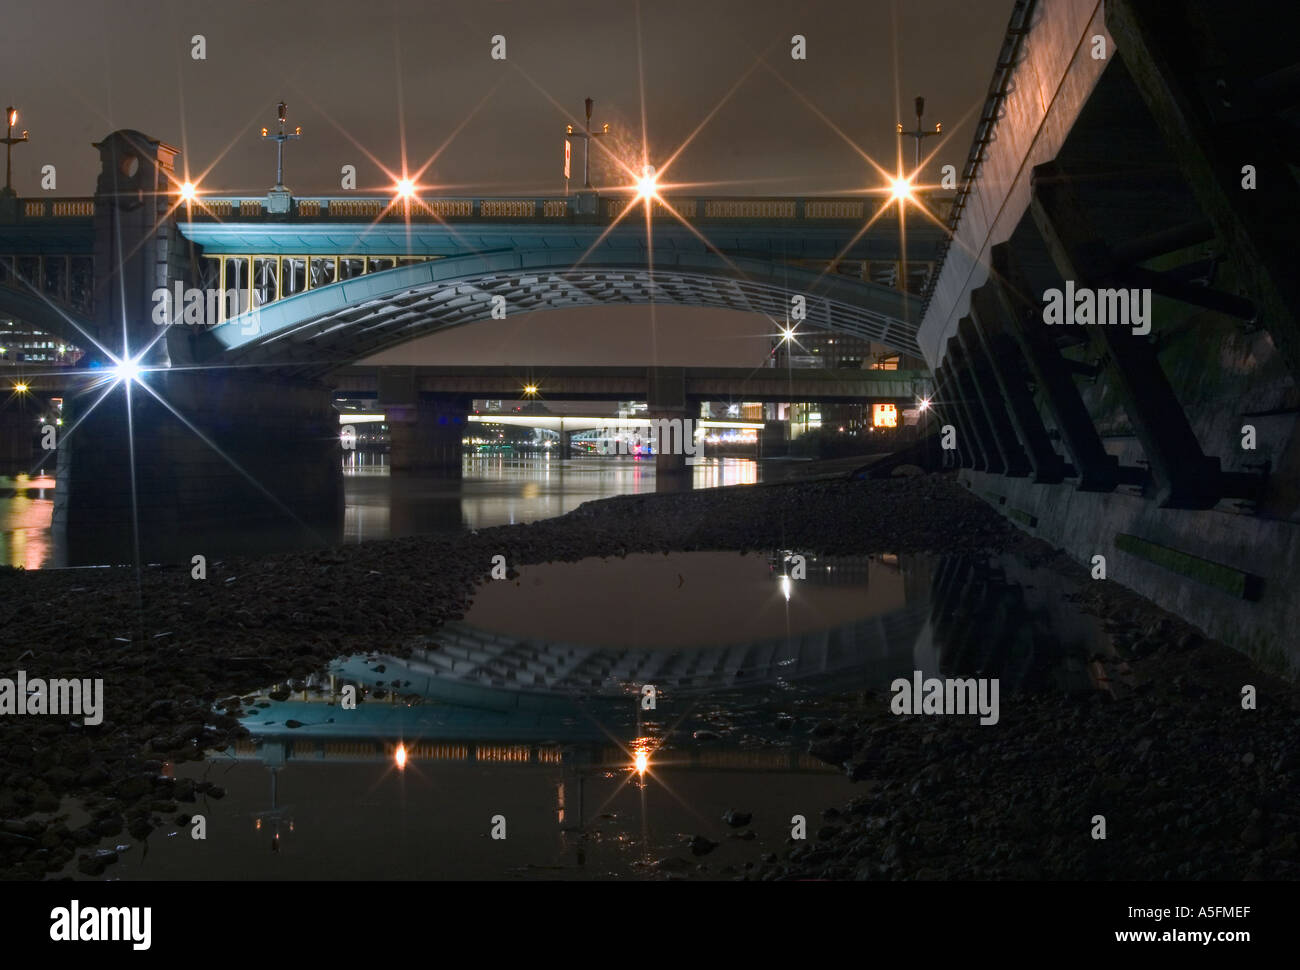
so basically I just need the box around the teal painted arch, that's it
[207,247,924,377]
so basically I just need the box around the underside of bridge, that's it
[919,0,1300,673]
[196,254,921,377]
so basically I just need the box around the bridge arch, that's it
[206,247,922,377]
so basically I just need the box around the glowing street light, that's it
[890,177,913,203]
[13,381,28,394]
[2,105,30,195]
[918,396,931,411]
[179,181,197,202]
[396,177,415,199]
[635,164,659,201]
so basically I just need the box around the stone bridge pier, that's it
[51,130,343,564]
[647,367,699,492]
[375,369,469,472]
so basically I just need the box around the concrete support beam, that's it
[989,243,1120,492]
[933,364,977,469]
[969,286,1070,484]
[1030,161,1223,508]
[1107,0,1300,378]
[956,316,1031,477]
[946,341,1005,474]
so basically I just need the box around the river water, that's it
[0,455,763,570]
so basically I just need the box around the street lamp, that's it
[896,95,941,172]
[565,97,609,192]
[261,101,301,213]
[2,106,30,196]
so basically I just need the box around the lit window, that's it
[872,403,898,428]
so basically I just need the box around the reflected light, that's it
[633,747,649,775]
[780,574,792,602]
[394,742,408,770]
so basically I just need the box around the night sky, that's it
[5,0,1014,366]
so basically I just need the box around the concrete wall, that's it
[920,0,1109,367]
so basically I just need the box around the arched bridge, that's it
[175,194,945,374]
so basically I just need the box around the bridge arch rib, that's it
[205,248,923,377]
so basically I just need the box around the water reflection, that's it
[87,548,1117,880]
[0,474,55,570]
[0,457,762,568]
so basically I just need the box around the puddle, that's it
[87,550,1118,880]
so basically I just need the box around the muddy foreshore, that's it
[1,472,1296,880]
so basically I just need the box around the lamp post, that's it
[261,101,301,214]
[565,97,609,193]
[896,95,941,172]
[2,106,29,197]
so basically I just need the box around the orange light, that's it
[179,181,196,202]
[396,178,415,199]
[635,165,658,201]
[890,177,913,202]
[13,382,28,393]
[633,748,649,775]
[872,403,899,428]
[7,108,17,127]
[394,742,408,770]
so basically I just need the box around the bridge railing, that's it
[7,197,98,219]
[2,193,961,225]
[179,193,955,224]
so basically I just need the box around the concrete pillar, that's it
[89,130,191,369]
[386,395,468,473]
[52,370,342,566]
[956,317,1031,477]
[989,243,1120,492]
[646,367,693,492]
[969,285,1069,484]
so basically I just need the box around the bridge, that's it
[913,0,1300,672]
[0,126,947,561]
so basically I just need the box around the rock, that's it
[722,809,752,827]
[688,835,719,857]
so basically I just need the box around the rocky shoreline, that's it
[0,472,1295,880]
